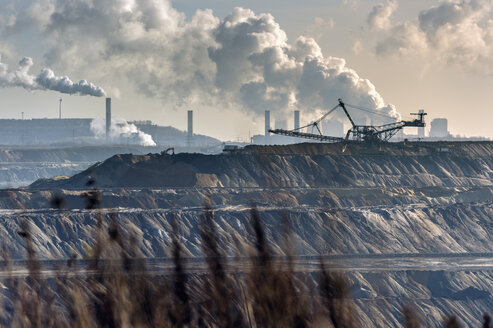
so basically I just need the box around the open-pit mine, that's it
[2,141,493,326]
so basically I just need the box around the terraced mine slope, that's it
[33,141,493,189]
[3,141,493,326]
[0,145,160,188]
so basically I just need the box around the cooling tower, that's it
[429,118,449,138]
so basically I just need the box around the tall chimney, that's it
[294,110,300,130]
[265,110,270,136]
[106,98,111,142]
[187,110,193,146]
[418,109,425,138]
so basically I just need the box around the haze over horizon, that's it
[0,0,492,141]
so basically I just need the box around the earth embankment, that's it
[33,141,493,189]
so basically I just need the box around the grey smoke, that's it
[208,9,399,123]
[0,55,106,96]
[5,1,399,123]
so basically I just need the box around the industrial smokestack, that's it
[418,109,425,138]
[59,98,62,119]
[187,110,193,146]
[265,110,270,136]
[294,110,300,130]
[106,98,111,142]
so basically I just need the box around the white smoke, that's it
[208,9,399,123]
[372,0,493,74]
[5,1,400,124]
[367,1,398,31]
[90,118,156,146]
[0,55,106,96]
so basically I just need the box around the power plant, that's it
[0,96,479,149]
[0,99,219,148]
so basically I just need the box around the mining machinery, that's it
[269,99,427,144]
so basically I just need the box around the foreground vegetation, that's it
[0,189,490,327]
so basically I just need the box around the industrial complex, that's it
[0,97,486,149]
[0,98,220,149]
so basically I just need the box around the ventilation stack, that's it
[59,98,62,119]
[294,110,300,130]
[418,109,425,138]
[187,110,193,147]
[265,110,270,136]
[106,98,111,142]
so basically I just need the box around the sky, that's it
[0,0,492,141]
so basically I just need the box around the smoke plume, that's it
[90,118,156,146]
[371,0,493,74]
[367,1,398,31]
[207,8,399,123]
[4,1,400,123]
[0,55,105,96]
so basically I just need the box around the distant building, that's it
[0,118,220,147]
[0,118,93,145]
[429,118,449,138]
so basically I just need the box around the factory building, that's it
[0,100,219,147]
[0,118,94,145]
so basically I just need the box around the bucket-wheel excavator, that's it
[269,99,426,144]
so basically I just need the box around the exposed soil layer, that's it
[31,141,493,189]
[3,141,493,327]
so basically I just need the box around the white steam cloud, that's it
[370,0,493,73]
[3,0,400,124]
[208,9,399,122]
[367,0,397,31]
[0,55,106,96]
[90,118,156,146]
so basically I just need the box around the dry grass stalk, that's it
[402,305,421,328]
[484,314,492,328]
[444,315,462,328]
[0,189,482,327]
[319,260,356,328]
